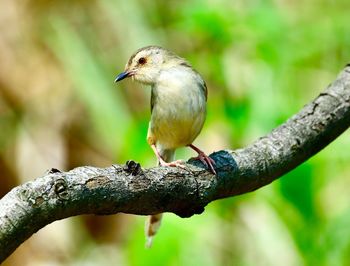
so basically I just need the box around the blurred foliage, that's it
[1,0,350,265]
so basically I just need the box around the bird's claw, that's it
[191,153,216,175]
[159,159,186,169]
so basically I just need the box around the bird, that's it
[115,45,216,247]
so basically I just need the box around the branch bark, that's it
[1,66,350,261]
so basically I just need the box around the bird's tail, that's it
[145,148,175,248]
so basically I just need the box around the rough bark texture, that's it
[1,66,350,261]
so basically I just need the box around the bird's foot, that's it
[159,159,185,169]
[150,144,186,169]
[191,153,216,174]
[188,144,216,175]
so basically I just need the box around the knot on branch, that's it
[124,160,142,176]
[54,179,68,200]
[47,168,62,174]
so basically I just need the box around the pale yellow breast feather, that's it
[149,67,206,150]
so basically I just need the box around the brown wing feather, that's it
[202,81,208,101]
[180,62,208,101]
[150,87,156,113]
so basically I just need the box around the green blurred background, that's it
[1,0,350,265]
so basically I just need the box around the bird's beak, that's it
[114,71,131,82]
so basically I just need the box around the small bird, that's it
[115,45,215,247]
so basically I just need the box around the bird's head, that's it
[115,46,186,85]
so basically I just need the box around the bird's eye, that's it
[138,57,147,65]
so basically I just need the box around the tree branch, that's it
[1,66,350,261]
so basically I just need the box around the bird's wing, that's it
[195,73,208,101]
[201,80,208,101]
[150,87,157,113]
[179,60,208,101]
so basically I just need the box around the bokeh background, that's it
[1,0,350,265]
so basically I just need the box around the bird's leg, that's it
[150,144,185,168]
[188,144,216,174]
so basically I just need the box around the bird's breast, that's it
[149,72,207,150]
